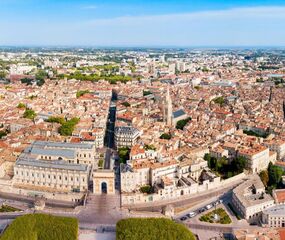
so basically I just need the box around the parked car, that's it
[199,208,206,213]
[206,204,213,210]
[188,212,196,218]
[180,216,187,221]
[219,199,223,204]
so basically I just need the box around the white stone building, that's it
[262,204,285,228]
[232,175,274,223]
[114,126,141,149]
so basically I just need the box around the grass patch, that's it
[199,208,232,224]
[1,213,78,240]
[0,205,20,212]
[227,203,241,220]
[116,218,195,240]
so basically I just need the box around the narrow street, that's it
[104,99,116,170]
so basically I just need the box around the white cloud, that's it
[87,6,285,26]
[1,6,285,46]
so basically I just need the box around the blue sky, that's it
[0,0,285,46]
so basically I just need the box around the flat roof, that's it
[24,147,76,159]
[263,204,285,217]
[32,141,93,149]
[16,158,88,172]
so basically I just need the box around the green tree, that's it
[213,96,225,106]
[21,78,33,85]
[46,116,65,125]
[116,218,195,240]
[143,90,152,96]
[0,130,7,139]
[0,71,6,79]
[122,102,131,107]
[140,185,152,194]
[35,70,48,81]
[118,147,130,164]
[58,117,80,136]
[176,117,191,130]
[17,103,26,109]
[23,109,36,119]
[160,133,172,140]
[268,162,284,188]
[232,156,247,173]
[76,90,90,98]
[1,214,78,240]
[259,170,269,187]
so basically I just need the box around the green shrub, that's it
[116,218,195,240]
[23,109,36,119]
[140,185,152,194]
[1,214,78,240]
[17,102,26,109]
[0,205,20,212]
[160,133,172,140]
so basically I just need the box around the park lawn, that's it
[0,213,78,240]
[116,218,195,240]
[199,208,232,224]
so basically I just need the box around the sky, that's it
[0,0,285,47]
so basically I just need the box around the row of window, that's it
[16,171,85,182]
[19,179,86,190]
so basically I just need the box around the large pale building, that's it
[114,126,141,149]
[237,145,270,173]
[262,204,285,228]
[12,141,96,194]
[232,175,274,223]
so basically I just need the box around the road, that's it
[104,101,116,170]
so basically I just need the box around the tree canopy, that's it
[176,117,191,130]
[116,218,195,240]
[204,154,247,179]
[268,162,284,188]
[0,213,78,240]
[23,109,36,119]
[58,117,80,136]
[0,71,7,79]
[213,96,225,106]
[76,90,90,98]
[118,147,130,164]
[160,133,172,140]
[17,102,26,109]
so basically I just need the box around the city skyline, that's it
[0,0,285,46]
